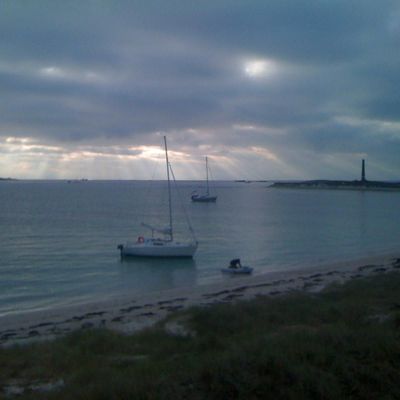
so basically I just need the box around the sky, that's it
[1,0,399,180]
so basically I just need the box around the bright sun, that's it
[243,59,276,78]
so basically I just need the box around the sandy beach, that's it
[1,253,400,347]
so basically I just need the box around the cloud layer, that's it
[1,1,399,180]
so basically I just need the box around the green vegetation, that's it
[2,272,400,399]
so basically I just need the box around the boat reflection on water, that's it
[118,256,198,292]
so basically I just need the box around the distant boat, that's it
[118,136,198,258]
[191,156,217,202]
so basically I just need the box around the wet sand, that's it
[1,253,400,346]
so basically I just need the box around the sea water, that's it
[1,180,399,316]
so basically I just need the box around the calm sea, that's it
[1,180,399,317]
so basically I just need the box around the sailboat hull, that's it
[191,195,217,202]
[119,241,198,258]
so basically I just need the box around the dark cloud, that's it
[0,0,399,179]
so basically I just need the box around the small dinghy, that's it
[221,258,253,275]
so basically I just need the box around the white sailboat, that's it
[191,156,217,202]
[118,136,198,258]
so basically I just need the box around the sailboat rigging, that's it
[191,156,217,202]
[118,136,198,258]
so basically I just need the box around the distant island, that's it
[67,178,89,183]
[0,177,17,181]
[271,160,400,191]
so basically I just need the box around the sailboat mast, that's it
[206,156,209,195]
[164,136,173,241]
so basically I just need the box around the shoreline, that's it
[1,253,400,346]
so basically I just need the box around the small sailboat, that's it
[191,156,217,202]
[118,136,198,258]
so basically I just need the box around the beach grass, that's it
[2,271,400,399]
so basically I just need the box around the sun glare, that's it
[137,145,166,161]
[243,59,277,78]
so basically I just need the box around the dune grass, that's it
[1,271,400,399]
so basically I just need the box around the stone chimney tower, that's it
[361,159,366,182]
